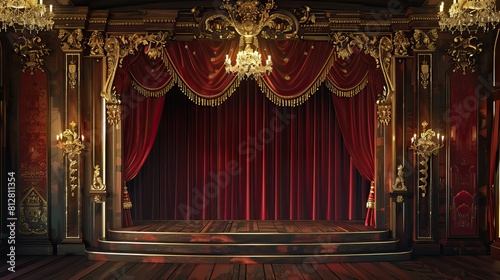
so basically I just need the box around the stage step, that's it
[85,220,412,263]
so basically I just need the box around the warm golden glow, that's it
[225,40,272,79]
[410,121,445,197]
[56,121,86,197]
[0,0,54,32]
[438,0,500,33]
[219,0,277,79]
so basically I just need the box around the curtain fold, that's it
[117,51,167,226]
[256,38,335,106]
[118,40,381,226]
[331,52,384,227]
[129,85,370,221]
[165,39,241,106]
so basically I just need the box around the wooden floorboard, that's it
[4,255,500,279]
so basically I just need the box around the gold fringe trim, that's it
[325,73,369,97]
[164,49,240,106]
[256,48,337,107]
[131,78,175,97]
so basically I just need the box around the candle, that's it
[49,4,52,13]
[440,2,444,12]
[56,135,59,141]
[81,135,84,142]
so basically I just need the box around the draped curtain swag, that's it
[115,39,383,226]
[129,39,373,106]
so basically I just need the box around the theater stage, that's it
[86,220,411,263]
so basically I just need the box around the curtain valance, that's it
[115,39,380,106]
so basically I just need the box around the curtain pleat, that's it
[129,85,369,221]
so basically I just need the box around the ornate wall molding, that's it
[87,30,105,56]
[13,36,50,74]
[411,29,438,51]
[447,35,482,74]
[58,29,84,51]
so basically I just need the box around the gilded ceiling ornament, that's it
[13,36,50,75]
[88,30,105,56]
[330,32,378,62]
[411,29,438,51]
[58,29,84,51]
[294,6,315,24]
[393,30,410,56]
[194,0,299,40]
[447,35,482,75]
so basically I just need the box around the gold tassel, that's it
[366,181,375,209]
[123,185,132,210]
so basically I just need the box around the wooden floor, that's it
[1,255,499,279]
[121,220,376,233]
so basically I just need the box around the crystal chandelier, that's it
[0,0,54,32]
[438,0,500,33]
[225,36,272,80]
[220,0,276,79]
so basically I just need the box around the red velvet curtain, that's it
[330,51,384,226]
[117,51,170,226]
[119,40,379,225]
[129,84,370,220]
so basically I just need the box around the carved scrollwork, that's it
[393,30,410,56]
[411,29,438,51]
[101,32,174,125]
[58,29,84,51]
[88,30,105,56]
[447,35,482,75]
[13,36,50,74]
[195,0,300,40]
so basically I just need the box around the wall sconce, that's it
[56,121,85,197]
[410,121,444,197]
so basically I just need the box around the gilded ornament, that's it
[19,188,48,235]
[56,121,86,197]
[13,36,50,74]
[392,165,407,191]
[58,29,84,51]
[411,29,438,51]
[420,60,430,89]
[409,121,445,197]
[447,35,482,75]
[88,30,105,56]
[393,30,410,56]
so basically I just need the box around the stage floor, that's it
[87,220,411,263]
[122,220,378,234]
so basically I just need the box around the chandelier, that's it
[225,36,272,80]
[438,0,500,33]
[0,0,54,32]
